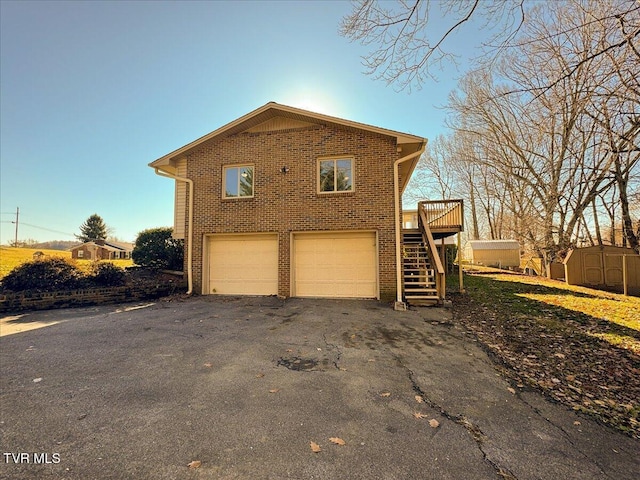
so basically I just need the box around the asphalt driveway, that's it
[1,297,638,479]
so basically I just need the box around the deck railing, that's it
[418,200,464,232]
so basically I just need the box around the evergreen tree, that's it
[76,214,108,242]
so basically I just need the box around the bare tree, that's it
[340,0,639,92]
[340,0,526,90]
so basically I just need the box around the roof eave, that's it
[149,102,426,169]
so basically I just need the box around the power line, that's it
[0,221,75,238]
[18,222,76,237]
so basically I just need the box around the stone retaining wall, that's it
[0,281,186,313]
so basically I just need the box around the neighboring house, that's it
[468,240,520,268]
[70,240,133,261]
[149,102,462,305]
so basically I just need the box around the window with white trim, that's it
[223,165,254,198]
[318,158,353,193]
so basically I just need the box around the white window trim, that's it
[317,156,355,194]
[222,164,255,199]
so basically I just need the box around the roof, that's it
[149,102,427,185]
[469,240,520,250]
[70,240,133,252]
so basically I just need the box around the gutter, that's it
[154,167,194,295]
[393,142,427,307]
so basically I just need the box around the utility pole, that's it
[13,207,19,246]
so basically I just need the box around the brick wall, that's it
[71,245,112,260]
[184,123,400,301]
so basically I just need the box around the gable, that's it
[245,116,316,133]
[150,102,425,170]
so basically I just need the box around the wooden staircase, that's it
[402,229,439,305]
[401,200,464,307]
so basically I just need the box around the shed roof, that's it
[469,240,520,250]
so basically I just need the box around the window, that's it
[223,165,254,198]
[77,250,84,258]
[318,158,353,193]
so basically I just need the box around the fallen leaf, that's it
[187,460,201,469]
[379,392,391,397]
[33,378,42,383]
[269,389,279,393]
[203,363,213,368]
[414,395,423,403]
[429,419,440,428]
[507,387,516,394]
[255,373,265,378]
[413,412,428,419]
[329,437,346,446]
[573,421,581,426]
[310,441,321,453]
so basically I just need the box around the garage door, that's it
[207,234,278,295]
[292,232,377,298]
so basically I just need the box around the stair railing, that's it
[418,207,446,300]
[418,200,464,231]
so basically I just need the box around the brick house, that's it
[70,240,133,261]
[149,102,462,305]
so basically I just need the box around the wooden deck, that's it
[418,199,464,238]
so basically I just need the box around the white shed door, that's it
[207,234,278,295]
[293,232,377,298]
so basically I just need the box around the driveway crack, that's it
[395,352,518,480]
[322,333,342,370]
[516,391,613,479]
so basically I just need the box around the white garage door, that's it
[207,234,278,295]
[293,232,378,298]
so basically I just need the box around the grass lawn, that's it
[0,247,134,279]
[449,267,640,438]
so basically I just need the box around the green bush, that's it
[132,227,184,270]
[90,262,127,286]
[1,257,85,292]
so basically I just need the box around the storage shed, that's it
[468,240,520,268]
[564,245,640,295]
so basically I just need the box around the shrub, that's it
[90,262,127,287]
[132,227,184,270]
[1,257,84,292]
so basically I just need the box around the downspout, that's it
[154,167,194,295]
[394,141,427,306]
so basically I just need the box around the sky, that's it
[0,0,480,245]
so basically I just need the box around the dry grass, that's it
[450,268,640,437]
[457,268,640,354]
[0,247,134,279]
